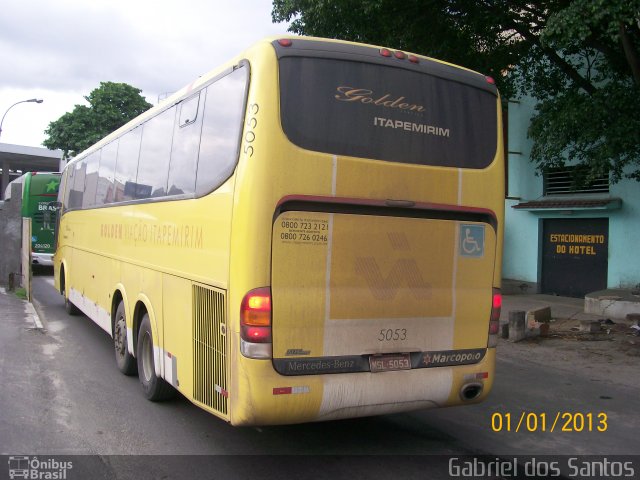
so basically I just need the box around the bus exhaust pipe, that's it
[460,383,483,401]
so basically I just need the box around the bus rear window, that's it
[279,57,498,169]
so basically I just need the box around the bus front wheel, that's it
[114,301,137,376]
[137,313,175,401]
[62,278,80,316]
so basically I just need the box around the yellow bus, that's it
[54,36,504,426]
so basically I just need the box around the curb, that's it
[25,300,44,330]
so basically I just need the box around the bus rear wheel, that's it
[114,301,137,376]
[137,313,175,401]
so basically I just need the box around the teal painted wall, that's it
[609,178,640,287]
[504,98,540,285]
[504,96,640,290]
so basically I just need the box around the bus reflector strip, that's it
[215,384,229,398]
[464,372,489,381]
[163,350,178,388]
[273,386,310,395]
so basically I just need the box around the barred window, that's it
[543,167,609,195]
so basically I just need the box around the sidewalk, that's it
[498,293,640,390]
[502,293,601,323]
[0,287,42,330]
[501,292,640,337]
[503,291,640,323]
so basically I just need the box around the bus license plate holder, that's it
[369,353,411,373]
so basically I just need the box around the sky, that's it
[0,0,289,149]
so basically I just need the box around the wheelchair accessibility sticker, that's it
[460,224,485,258]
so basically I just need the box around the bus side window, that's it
[168,95,202,196]
[61,168,71,210]
[114,126,143,202]
[136,107,175,199]
[96,140,118,206]
[196,65,248,196]
[68,160,85,209]
[51,201,62,250]
[82,151,101,208]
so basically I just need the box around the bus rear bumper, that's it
[230,348,496,426]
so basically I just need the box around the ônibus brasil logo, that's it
[8,456,73,479]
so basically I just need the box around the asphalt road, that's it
[1,272,638,479]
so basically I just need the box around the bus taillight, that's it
[488,288,501,347]
[240,287,272,359]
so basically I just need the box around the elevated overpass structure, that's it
[1,143,63,199]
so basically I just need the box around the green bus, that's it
[5,172,61,266]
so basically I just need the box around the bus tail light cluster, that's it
[240,287,272,359]
[488,288,502,347]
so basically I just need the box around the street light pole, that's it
[0,98,44,140]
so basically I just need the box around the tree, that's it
[272,0,640,183]
[44,82,152,159]
[273,0,526,98]
[525,0,640,184]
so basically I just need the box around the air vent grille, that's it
[193,284,228,417]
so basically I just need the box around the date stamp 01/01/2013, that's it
[490,411,608,433]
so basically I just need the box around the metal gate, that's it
[541,218,608,298]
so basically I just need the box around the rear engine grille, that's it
[193,283,228,416]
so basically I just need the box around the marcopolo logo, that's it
[422,349,485,367]
[8,456,73,479]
